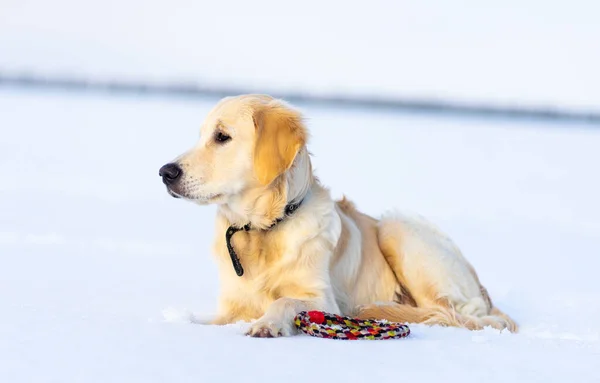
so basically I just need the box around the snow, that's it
[1,0,600,111]
[1,88,600,382]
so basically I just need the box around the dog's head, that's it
[159,94,308,206]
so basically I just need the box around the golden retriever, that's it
[159,94,518,337]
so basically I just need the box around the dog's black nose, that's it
[159,163,182,185]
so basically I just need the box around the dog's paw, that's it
[245,318,295,338]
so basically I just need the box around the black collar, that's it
[225,199,304,277]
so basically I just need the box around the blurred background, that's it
[1,0,599,114]
[2,1,600,381]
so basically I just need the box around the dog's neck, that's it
[218,148,314,230]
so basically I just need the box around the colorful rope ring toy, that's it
[294,310,410,340]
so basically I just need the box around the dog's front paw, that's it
[246,318,295,338]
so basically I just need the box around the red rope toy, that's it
[294,311,410,340]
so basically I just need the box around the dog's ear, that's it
[253,102,307,186]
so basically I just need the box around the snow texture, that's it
[1,88,599,382]
[1,0,600,111]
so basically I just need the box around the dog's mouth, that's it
[167,188,181,199]
[166,187,222,202]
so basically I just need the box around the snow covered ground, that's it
[1,88,600,382]
[1,0,599,110]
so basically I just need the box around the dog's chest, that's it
[213,212,336,319]
[226,230,307,299]
[230,229,286,271]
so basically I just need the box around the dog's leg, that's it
[190,315,237,326]
[188,314,216,325]
[376,213,518,332]
[246,297,339,338]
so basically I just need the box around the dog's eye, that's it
[215,131,231,144]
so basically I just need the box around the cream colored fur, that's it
[161,94,518,337]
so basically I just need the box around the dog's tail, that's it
[354,302,518,332]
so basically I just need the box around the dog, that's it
[159,94,518,337]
